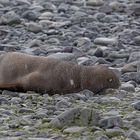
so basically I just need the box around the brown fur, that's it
[0,52,120,94]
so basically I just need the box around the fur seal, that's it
[0,52,120,94]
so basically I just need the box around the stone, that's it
[127,130,140,140]
[134,36,140,45]
[120,82,135,92]
[128,52,140,63]
[94,37,117,46]
[0,97,9,105]
[47,53,76,62]
[63,126,87,134]
[99,4,113,14]
[0,0,10,6]
[80,89,95,98]
[86,0,104,6]
[2,90,19,97]
[22,10,38,21]
[27,39,42,48]
[39,12,54,20]
[132,119,140,129]
[80,108,92,125]
[55,99,71,110]
[132,101,140,111]
[19,108,34,114]
[99,116,123,129]
[26,22,42,33]
[74,37,91,52]
[77,56,98,65]
[105,128,124,138]
[96,97,121,104]
[122,72,140,84]
[16,0,31,5]
[0,11,21,25]
[122,62,137,73]
[10,97,22,104]
[50,107,100,128]
[50,107,81,129]
[109,1,126,12]
[93,47,103,57]
[133,5,140,16]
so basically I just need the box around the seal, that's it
[0,52,120,94]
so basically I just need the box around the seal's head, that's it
[81,65,121,93]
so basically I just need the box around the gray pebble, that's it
[99,116,123,129]
[132,101,140,111]
[94,37,117,46]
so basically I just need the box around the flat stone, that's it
[99,116,123,129]
[19,108,34,114]
[50,107,100,128]
[120,82,135,92]
[47,53,76,62]
[122,62,137,73]
[63,126,87,134]
[94,37,117,46]
[105,128,124,138]
[26,22,42,33]
[86,0,104,6]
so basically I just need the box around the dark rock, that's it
[99,116,123,129]
[132,101,140,111]
[22,10,38,21]
[133,5,140,16]
[122,72,140,84]
[19,108,34,114]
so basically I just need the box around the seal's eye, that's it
[108,78,113,82]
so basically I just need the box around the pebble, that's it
[19,108,34,114]
[99,116,123,129]
[0,11,21,25]
[47,53,76,62]
[63,126,87,134]
[132,101,140,111]
[86,0,104,6]
[121,62,137,73]
[94,37,117,46]
[120,82,135,92]
[25,22,43,33]
[74,37,91,52]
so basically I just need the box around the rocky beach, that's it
[0,0,140,139]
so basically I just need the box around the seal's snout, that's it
[108,70,121,89]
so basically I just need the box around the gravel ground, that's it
[1,0,140,139]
